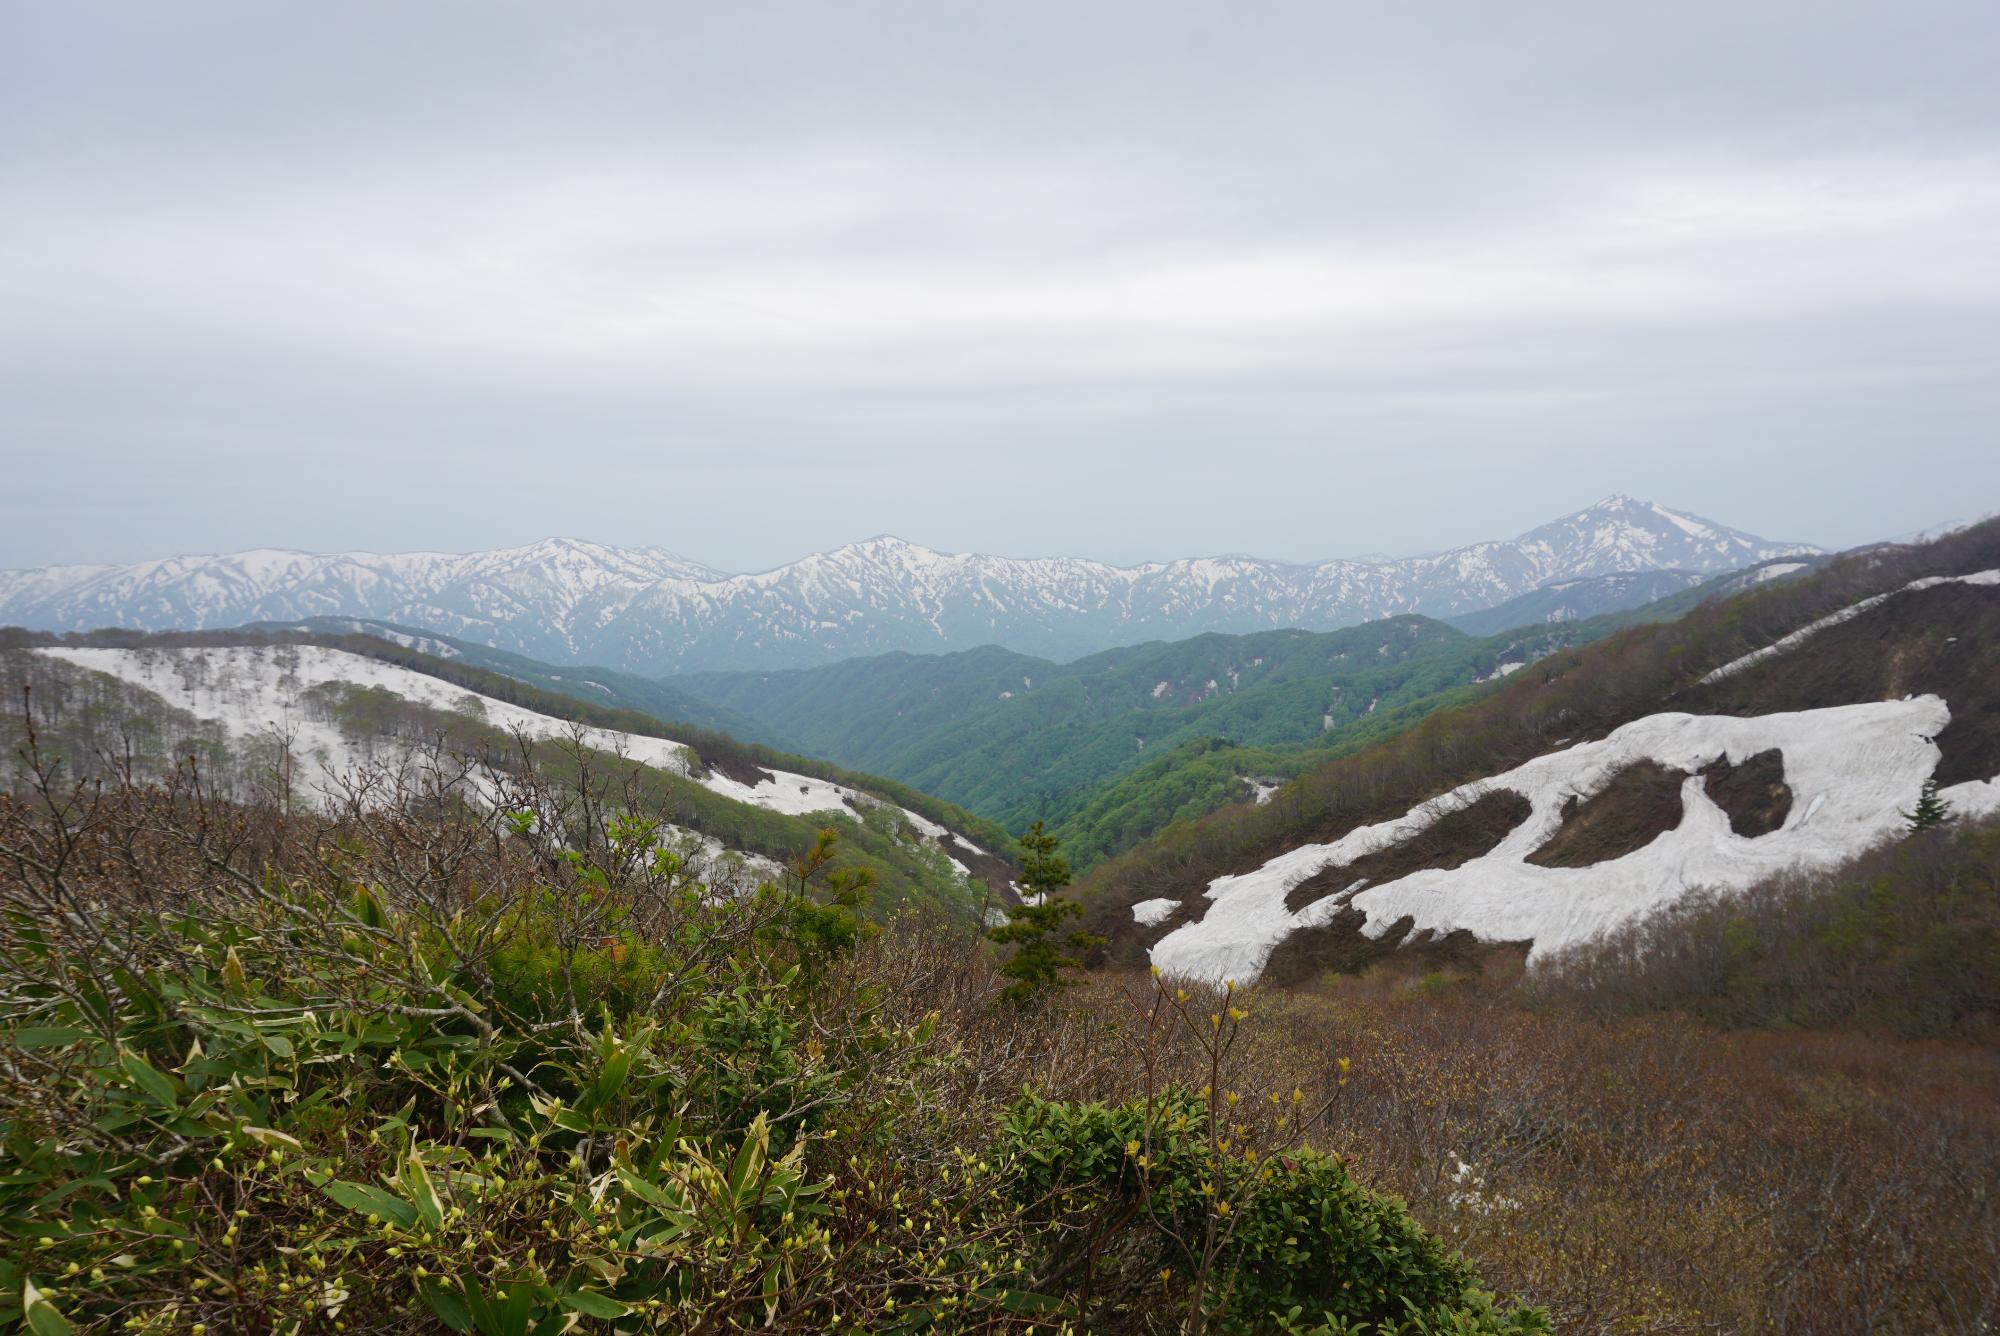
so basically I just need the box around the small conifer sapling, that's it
[988,821,1103,1005]
[1902,778,1953,832]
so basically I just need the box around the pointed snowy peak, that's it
[1512,496,1819,579]
[824,535,944,568]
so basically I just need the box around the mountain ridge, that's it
[0,496,1818,673]
[1074,517,2000,981]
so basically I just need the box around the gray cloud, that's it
[3,0,1997,570]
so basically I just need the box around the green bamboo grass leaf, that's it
[322,1180,419,1230]
[558,1291,627,1318]
[21,1280,71,1336]
[400,1150,446,1230]
[418,1279,474,1331]
[116,1051,181,1108]
[729,1112,770,1205]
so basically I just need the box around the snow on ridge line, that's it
[39,642,701,782]
[1148,696,2000,985]
[1700,570,2000,684]
[33,645,994,862]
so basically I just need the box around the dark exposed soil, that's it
[940,833,1022,905]
[700,749,777,788]
[1259,910,1530,988]
[1701,748,1792,837]
[1282,788,1533,914]
[1526,760,1687,868]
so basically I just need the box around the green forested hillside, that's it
[1029,564,1846,866]
[1044,682,1495,870]
[678,642,1050,757]
[675,616,1607,860]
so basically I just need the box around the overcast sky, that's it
[3,2,1996,571]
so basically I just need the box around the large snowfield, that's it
[34,645,991,872]
[1148,695,2000,984]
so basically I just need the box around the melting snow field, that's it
[42,644,701,784]
[34,646,992,865]
[1149,696,2000,984]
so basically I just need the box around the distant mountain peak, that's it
[0,498,1819,672]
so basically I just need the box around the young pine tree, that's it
[1902,778,1954,832]
[768,826,877,980]
[988,821,1103,1005]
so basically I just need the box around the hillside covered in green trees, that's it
[668,570,1768,870]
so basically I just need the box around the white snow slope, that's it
[34,645,992,868]
[1149,697,2000,984]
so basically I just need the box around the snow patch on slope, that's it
[41,644,698,784]
[1150,697,2000,984]
[653,825,787,894]
[34,646,995,868]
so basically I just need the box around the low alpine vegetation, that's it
[0,732,1537,1334]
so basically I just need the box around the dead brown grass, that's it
[893,947,2000,1335]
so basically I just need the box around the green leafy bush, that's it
[998,1091,1544,1335]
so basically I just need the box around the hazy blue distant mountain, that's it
[1443,570,1709,637]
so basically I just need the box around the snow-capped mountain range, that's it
[0,496,1817,673]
